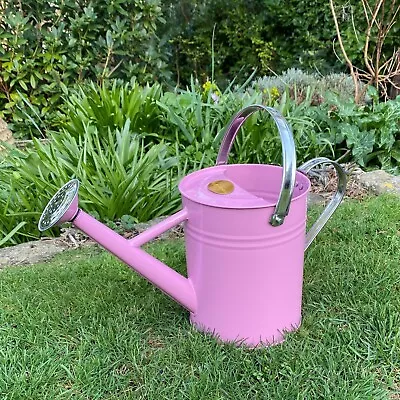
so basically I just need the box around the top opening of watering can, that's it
[179,105,303,226]
[179,164,310,209]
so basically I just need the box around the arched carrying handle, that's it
[216,105,297,227]
[298,157,347,250]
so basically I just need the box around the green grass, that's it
[0,195,399,399]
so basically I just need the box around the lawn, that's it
[0,195,399,399]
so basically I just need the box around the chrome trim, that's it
[298,157,347,250]
[216,105,296,226]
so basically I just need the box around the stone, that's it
[0,240,68,268]
[0,118,14,150]
[307,192,326,207]
[358,170,400,196]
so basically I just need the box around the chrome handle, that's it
[216,105,296,227]
[298,157,347,250]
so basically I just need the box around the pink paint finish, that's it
[69,164,311,346]
[59,195,79,224]
[72,209,196,313]
[180,164,310,346]
[38,105,346,347]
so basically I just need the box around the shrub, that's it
[249,69,369,104]
[0,123,182,247]
[319,92,400,171]
[0,157,38,247]
[2,79,399,247]
[159,0,400,87]
[0,0,169,137]
[63,81,164,142]
[160,0,279,87]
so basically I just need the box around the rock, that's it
[358,170,400,196]
[134,216,184,240]
[307,192,326,207]
[134,217,168,234]
[0,240,68,268]
[0,118,14,150]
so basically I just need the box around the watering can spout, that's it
[38,180,196,313]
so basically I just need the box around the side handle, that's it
[298,157,347,250]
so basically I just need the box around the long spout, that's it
[38,180,196,313]
[72,209,196,313]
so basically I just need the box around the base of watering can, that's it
[189,315,302,348]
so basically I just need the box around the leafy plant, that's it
[159,0,278,87]
[2,79,399,247]
[250,68,369,104]
[0,0,169,137]
[0,119,183,247]
[159,0,400,88]
[0,153,44,246]
[323,91,400,170]
[63,81,164,142]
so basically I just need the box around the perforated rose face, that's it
[38,179,79,232]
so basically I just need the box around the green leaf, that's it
[4,102,15,109]
[60,82,68,94]
[19,80,28,91]
[0,221,27,246]
[106,30,113,48]
[30,74,37,89]
[346,128,375,166]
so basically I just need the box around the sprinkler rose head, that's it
[38,179,80,232]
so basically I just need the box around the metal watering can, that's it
[38,105,347,347]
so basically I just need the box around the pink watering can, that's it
[38,105,347,347]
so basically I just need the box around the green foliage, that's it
[250,69,369,103]
[0,0,169,137]
[1,80,399,247]
[0,125,181,245]
[160,0,400,86]
[321,92,400,170]
[335,1,400,70]
[63,81,164,142]
[160,0,277,86]
[0,181,35,247]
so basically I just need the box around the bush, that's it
[160,0,276,86]
[249,69,369,104]
[63,81,165,142]
[0,124,182,246]
[159,0,400,87]
[316,92,400,171]
[2,79,399,247]
[0,0,169,137]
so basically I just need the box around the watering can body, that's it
[180,164,311,345]
[38,105,347,347]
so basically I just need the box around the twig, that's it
[335,149,351,163]
[329,0,360,102]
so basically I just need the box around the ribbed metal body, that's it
[179,164,310,345]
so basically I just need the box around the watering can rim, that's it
[178,164,311,210]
